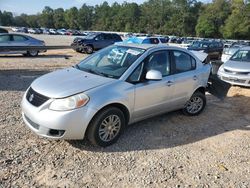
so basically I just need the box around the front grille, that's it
[26,87,49,107]
[222,76,246,83]
[224,69,249,75]
[24,114,40,130]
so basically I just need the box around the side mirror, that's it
[146,70,162,81]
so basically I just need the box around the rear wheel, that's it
[86,107,125,147]
[27,50,38,57]
[182,91,206,116]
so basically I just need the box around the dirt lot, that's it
[0,34,249,188]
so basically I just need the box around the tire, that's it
[182,91,206,116]
[86,107,126,147]
[85,45,94,54]
[27,50,38,57]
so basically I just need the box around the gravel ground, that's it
[0,34,250,188]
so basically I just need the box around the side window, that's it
[159,38,167,43]
[104,34,111,40]
[142,39,150,44]
[13,35,27,42]
[146,51,170,76]
[0,35,10,42]
[95,34,104,41]
[150,38,159,44]
[172,51,196,73]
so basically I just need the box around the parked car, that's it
[71,32,122,54]
[49,29,57,35]
[0,27,8,33]
[218,47,250,87]
[119,37,168,45]
[0,33,46,56]
[221,44,246,63]
[28,28,41,34]
[57,29,67,35]
[21,44,212,146]
[188,41,223,60]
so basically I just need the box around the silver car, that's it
[0,33,45,56]
[21,44,211,146]
[218,47,250,87]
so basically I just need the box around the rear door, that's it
[9,34,28,53]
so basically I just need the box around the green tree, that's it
[53,8,67,29]
[222,0,250,39]
[40,6,54,28]
[77,4,93,30]
[0,11,14,26]
[195,0,231,38]
[65,7,79,29]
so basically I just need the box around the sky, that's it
[0,0,146,15]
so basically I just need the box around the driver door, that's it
[130,50,175,121]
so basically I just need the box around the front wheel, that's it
[86,107,125,147]
[182,91,206,116]
[85,45,94,54]
[27,50,38,57]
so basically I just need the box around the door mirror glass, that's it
[146,70,162,81]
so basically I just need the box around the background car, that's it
[71,32,122,54]
[0,33,46,56]
[188,40,223,60]
[218,47,250,87]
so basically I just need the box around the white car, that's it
[218,47,250,87]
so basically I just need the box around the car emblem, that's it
[29,94,34,102]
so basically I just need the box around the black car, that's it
[71,33,122,54]
[188,41,223,60]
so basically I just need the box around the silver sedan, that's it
[218,47,250,87]
[0,33,45,56]
[21,44,211,146]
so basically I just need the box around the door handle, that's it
[166,81,174,86]
[193,75,198,80]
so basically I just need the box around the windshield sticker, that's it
[126,49,141,56]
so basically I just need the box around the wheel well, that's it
[194,87,206,95]
[92,103,130,125]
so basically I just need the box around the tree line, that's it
[0,0,249,39]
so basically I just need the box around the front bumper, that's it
[21,93,98,139]
[218,71,250,87]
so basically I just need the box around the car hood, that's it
[224,60,250,72]
[31,67,114,98]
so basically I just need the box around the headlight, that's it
[218,64,224,72]
[49,93,89,111]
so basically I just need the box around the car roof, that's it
[115,43,159,50]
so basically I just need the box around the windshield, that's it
[230,50,250,62]
[76,45,145,78]
[85,33,97,39]
[223,46,241,55]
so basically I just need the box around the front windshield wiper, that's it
[73,65,116,78]
[88,69,115,78]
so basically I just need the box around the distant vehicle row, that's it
[12,27,87,36]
